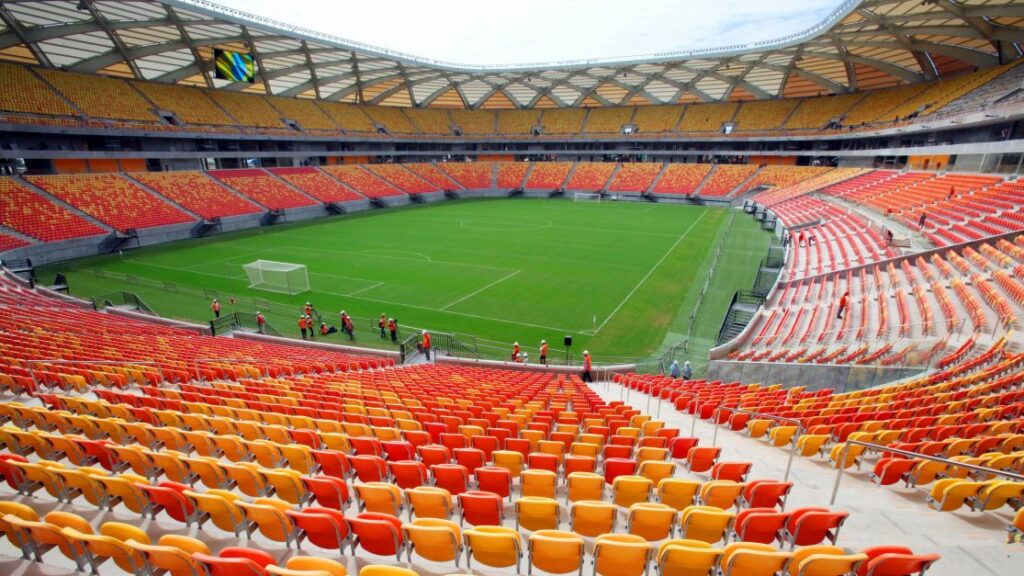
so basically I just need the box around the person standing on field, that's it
[256,311,265,334]
[306,315,315,339]
[581,350,593,383]
[421,330,431,361]
[304,302,313,317]
[539,340,549,365]
[388,318,397,342]
[298,315,308,340]
[211,298,220,319]
[379,313,387,339]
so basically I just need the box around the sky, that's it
[214,0,845,67]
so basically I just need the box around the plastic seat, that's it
[784,508,848,548]
[569,500,616,537]
[126,535,211,576]
[192,550,269,576]
[711,462,752,483]
[284,507,349,550]
[302,475,350,510]
[593,533,652,576]
[464,526,522,572]
[658,478,701,511]
[349,455,387,483]
[381,440,416,462]
[628,502,677,541]
[789,545,867,576]
[184,489,247,535]
[733,507,789,545]
[699,480,744,510]
[262,468,308,504]
[528,530,585,576]
[138,482,197,525]
[926,479,985,512]
[458,490,504,526]
[563,455,597,476]
[522,469,558,499]
[857,546,941,576]
[657,538,724,576]
[6,513,90,571]
[613,475,654,507]
[63,522,149,574]
[742,480,793,510]
[679,505,735,544]
[562,471,600,503]
[432,463,470,495]
[686,448,722,474]
[356,482,404,516]
[639,460,677,485]
[516,496,560,532]
[418,445,452,469]
[476,466,513,500]
[388,460,428,490]
[604,458,638,484]
[273,557,347,576]
[405,486,454,520]
[358,566,416,576]
[236,498,298,547]
[402,518,461,565]
[492,450,525,477]
[527,452,560,473]
[973,481,1024,511]
[348,512,405,560]
[453,448,487,475]
[720,542,792,576]
[669,437,701,460]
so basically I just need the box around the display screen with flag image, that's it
[214,49,255,83]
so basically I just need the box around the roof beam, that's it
[800,50,924,83]
[164,5,213,88]
[0,3,52,67]
[79,0,143,80]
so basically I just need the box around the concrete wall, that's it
[708,359,924,392]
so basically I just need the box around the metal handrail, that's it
[829,439,1024,505]
[710,406,803,481]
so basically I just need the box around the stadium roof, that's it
[0,0,1022,108]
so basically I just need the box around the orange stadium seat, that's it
[209,169,319,210]
[131,171,264,219]
[0,177,107,241]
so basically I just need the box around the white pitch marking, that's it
[345,281,384,297]
[593,210,709,334]
[440,269,521,311]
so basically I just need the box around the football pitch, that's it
[44,198,771,370]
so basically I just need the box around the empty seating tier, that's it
[268,167,366,203]
[37,68,157,123]
[783,93,864,130]
[437,163,493,190]
[678,102,738,133]
[131,171,263,219]
[733,100,799,132]
[584,107,634,134]
[496,162,530,189]
[449,109,495,134]
[403,163,460,190]
[0,63,79,117]
[204,90,283,129]
[609,163,662,193]
[209,169,318,210]
[540,109,585,134]
[632,105,684,134]
[26,174,194,232]
[497,109,540,134]
[697,165,759,197]
[364,165,440,194]
[266,96,339,131]
[0,177,106,241]
[131,82,236,126]
[653,164,713,195]
[321,166,406,198]
[0,232,30,251]
[565,163,617,190]
[315,102,378,133]
[525,162,572,190]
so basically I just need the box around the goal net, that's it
[242,260,309,295]
[573,192,602,203]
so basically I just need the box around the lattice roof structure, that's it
[0,0,1021,108]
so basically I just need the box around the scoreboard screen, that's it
[214,49,256,83]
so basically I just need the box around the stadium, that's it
[0,0,1022,574]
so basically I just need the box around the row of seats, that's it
[0,177,107,241]
[208,169,319,211]
[268,167,367,203]
[131,171,264,219]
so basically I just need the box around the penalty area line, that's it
[440,269,521,311]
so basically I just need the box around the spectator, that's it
[210,298,220,319]
[837,291,850,319]
[918,212,927,227]
[581,350,593,383]
[421,330,431,361]
[512,342,520,362]
[320,322,337,336]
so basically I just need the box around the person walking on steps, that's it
[918,212,927,228]
[670,360,681,379]
[581,350,593,383]
[837,291,850,319]
[682,361,693,380]
[539,340,549,365]
[421,330,432,361]
[211,298,220,319]
[255,311,265,334]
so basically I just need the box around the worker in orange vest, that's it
[539,340,549,365]
[421,330,431,361]
[512,342,520,362]
[255,311,265,334]
[379,313,387,339]
[298,315,308,340]
[304,302,313,316]
[837,291,850,320]
[210,298,221,319]
[388,318,397,342]
[582,350,593,382]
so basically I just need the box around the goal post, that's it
[573,192,602,203]
[242,260,309,295]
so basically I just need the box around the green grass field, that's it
[41,198,771,372]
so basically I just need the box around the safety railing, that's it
[709,406,803,481]
[829,440,1024,505]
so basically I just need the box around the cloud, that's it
[213,0,845,66]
